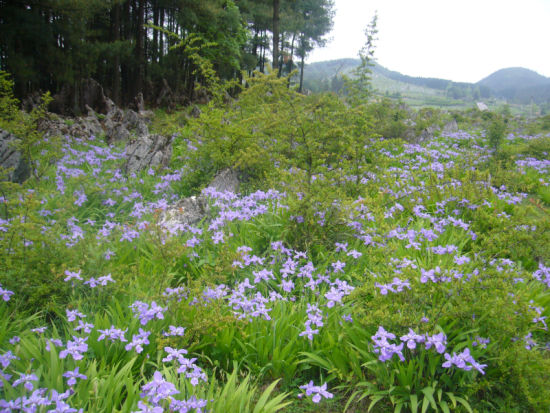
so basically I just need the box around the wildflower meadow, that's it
[1,72,550,412]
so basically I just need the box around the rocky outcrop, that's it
[189,105,202,118]
[208,168,240,193]
[40,95,172,174]
[158,168,241,229]
[50,78,112,116]
[418,125,438,141]
[79,78,112,114]
[0,129,30,183]
[42,97,150,141]
[476,102,489,112]
[159,195,208,229]
[125,134,173,174]
[416,120,459,141]
[156,79,175,108]
[443,120,459,134]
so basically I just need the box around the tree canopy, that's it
[0,0,334,109]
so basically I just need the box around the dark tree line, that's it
[0,0,334,111]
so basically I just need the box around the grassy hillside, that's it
[302,59,549,113]
[1,73,550,412]
[478,67,550,104]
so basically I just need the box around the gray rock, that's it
[0,129,30,183]
[208,168,240,193]
[476,102,489,112]
[443,120,458,134]
[104,121,130,143]
[123,110,149,137]
[189,105,202,118]
[156,79,174,108]
[125,134,172,174]
[403,127,417,142]
[193,88,209,105]
[74,107,104,138]
[157,168,241,231]
[103,105,127,142]
[159,195,208,230]
[135,92,146,113]
[38,116,69,138]
[40,97,161,158]
[81,116,104,138]
[80,78,111,114]
[49,83,75,116]
[102,103,152,143]
[22,91,43,112]
[50,78,112,116]
[418,125,438,141]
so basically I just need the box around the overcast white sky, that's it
[306,0,550,83]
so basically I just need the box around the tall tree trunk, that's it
[299,53,305,93]
[152,0,159,64]
[272,0,279,75]
[121,0,131,104]
[260,30,266,73]
[251,25,259,75]
[111,2,121,105]
[135,0,145,97]
[278,33,285,75]
[159,7,164,63]
[288,32,296,74]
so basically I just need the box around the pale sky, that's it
[307,0,550,83]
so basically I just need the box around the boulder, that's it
[49,83,74,116]
[157,168,241,230]
[193,87,209,105]
[80,78,111,114]
[125,134,172,174]
[103,104,128,142]
[135,92,146,113]
[75,106,104,138]
[0,129,30,183]
[122,110,149,137]
[443,119,459,134]
[189,105,202,118]
[476,102,489,112]
[50,78,113,116]
[156,78,174,108]
[159,195,208,229]
[37,115,69,138]
[208,168,240,193]
[104,120,130,143]
[22,91,43,112]
[419,125,438,141]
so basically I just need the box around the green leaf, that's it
[299,351,332,370]
[368,394,386,412]
[421,386,437,411]
[445,392,457,409]
[455,396,473,413]
[421,396,430,413]
[410,394,419,413]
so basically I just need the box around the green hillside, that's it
[302,59,487,109]
[477,67,550,104]
[302,59,550,111]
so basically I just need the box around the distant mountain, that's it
[303,59,550,105]
[477,68,550,104]
[302,59,487,105]
[302,58,359,82]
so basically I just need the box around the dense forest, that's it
[0,0,333,110]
